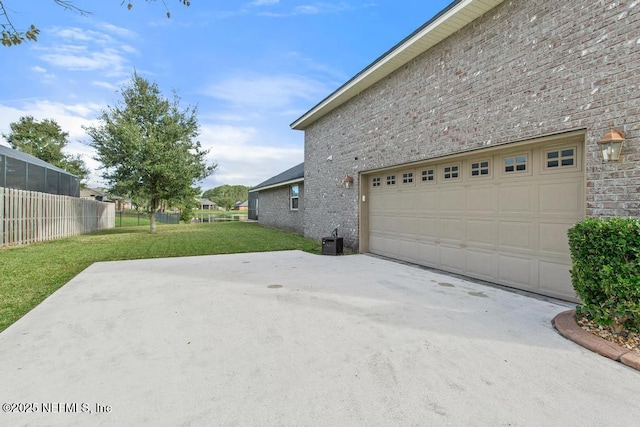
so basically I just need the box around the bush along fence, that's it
[0,186,115,247]
[568,217,640,334]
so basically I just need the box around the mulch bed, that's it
[577,315,640,353]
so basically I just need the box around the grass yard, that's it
[0,222,321,333]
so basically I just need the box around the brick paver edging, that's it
[553,310,640,372]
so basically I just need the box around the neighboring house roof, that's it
[0,144,77,176]
[199,198,216,205]
[236,200,248,207]
[80,187,107,198]
[290,0,505,130]
[250,162,304,192]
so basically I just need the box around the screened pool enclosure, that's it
[0,145,80,197]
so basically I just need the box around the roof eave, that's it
[290,0,504,131]
[249,177,304,193]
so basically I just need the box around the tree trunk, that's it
[149,198,158,234]
[150,210,157,234]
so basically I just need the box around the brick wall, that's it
[303,0,640,249]
[257,183,304,234]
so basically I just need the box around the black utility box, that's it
[321,237,344,255]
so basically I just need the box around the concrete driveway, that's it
[1,251,638,426]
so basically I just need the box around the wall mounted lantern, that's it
[599,124,625,162]
[342,175,354,189]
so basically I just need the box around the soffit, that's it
[291,0,505,130]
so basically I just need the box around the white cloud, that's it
[257,2,357,17]
[197,123,303,188]
[96,22,139,40]
[91,81,119,91]
[203,74,329,111]
[294,5,320,14]
[34,26,137,78]
[0,100,100,140]
[0,101,105,185]
[31,65,56,80]
[39,47,129,74]
[249,0,280,5]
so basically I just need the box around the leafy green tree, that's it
[203,185,250,211]
[2,115,89,182]
[85,72,216,233]
[175,186,200,223]
[1,0,190,47]
[62,153,90,183]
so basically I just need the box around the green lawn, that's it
[0,222,321,333]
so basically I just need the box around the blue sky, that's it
[0,0,451,190]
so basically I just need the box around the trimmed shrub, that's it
[567,217,640,333]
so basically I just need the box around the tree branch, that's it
[1,0,190,47]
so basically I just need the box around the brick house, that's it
[249,162,304,233]
[288,0,640,301]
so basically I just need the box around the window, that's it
[386,175,396,186]
[372,177,381,187]
[421,168,435,183]
[443,164,460,180]
[546,147,575,169]
[290,184,299,210]
[402,172,414,184]
[504,154,528,173]
[470,160,490,177]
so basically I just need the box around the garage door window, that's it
[504,154,528,174]
[402,172,414,184]
[545,147,575,169]
[443,164,460,181]
[386,175,396,186]
[421,168,436,183]
[372,177,381,187]
[470,160,491,178]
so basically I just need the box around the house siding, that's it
[303,0,640,250]
[257,183,304,234]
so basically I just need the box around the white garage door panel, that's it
[466,219,495,245]
[441,218,465,241]
[417,242,439,266]
[440,245,466,273]
[539,260,574,299]
[539,221,574,254]
[499,185,535,213]
[466,249,496,280]
[499,221,533,250]
[441,188,466,212]
[498,254,534,287]
[418,217,440,237]
[366,137,584,301]
[397,216,417,235]
[468,187,497,213]
[417,190,439,211]
[540,182,582,214]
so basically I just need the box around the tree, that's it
[1,0,190,47]
[85,72,216,233]
[2,116,90,182]
[203,185,250,211]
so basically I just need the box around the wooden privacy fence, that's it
[0,187,115,247]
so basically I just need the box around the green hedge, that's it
[567,217,640,333]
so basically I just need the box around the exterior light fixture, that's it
[342,175,354,189]
[599,124,625,162]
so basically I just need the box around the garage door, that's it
[366,134,585,301]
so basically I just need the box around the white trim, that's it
[249,178,304,193]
